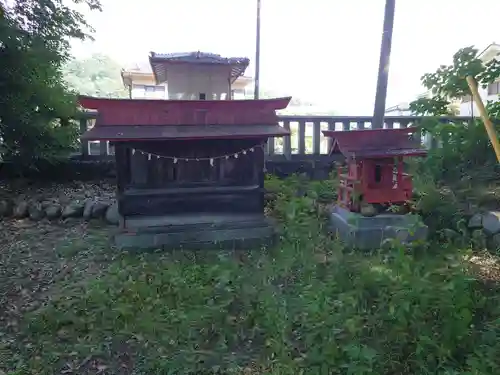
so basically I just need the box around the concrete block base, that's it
[114,214,276,251]
[329,205,428,250]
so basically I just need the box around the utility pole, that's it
[372,0,396,129]
[254,0,261,99]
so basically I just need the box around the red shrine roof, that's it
[322,128,427,159]
[79,96,291,142]
[149,51,250,84]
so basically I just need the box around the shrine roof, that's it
[149,51,250,84]
[322,128,427,158]
[78,96,291,141]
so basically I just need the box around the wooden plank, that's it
[357,121,365,130]
[342,121,350,131]
[99,140,108,156]
[120,189,262,216]
[312,121,321,155]
[124,184,262,196]
[130,150,148,185]
[298,120,306,154]
[282,120,292,160]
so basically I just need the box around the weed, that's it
[1,176,500,374]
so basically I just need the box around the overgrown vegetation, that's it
[410,46,500,184]
[408,46,500,235]
[1,2,499,371]
[0,0,101,165]
[0,175,499,375]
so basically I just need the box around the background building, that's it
[121,60,254,100]
[460,43,500,116]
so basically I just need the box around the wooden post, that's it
[282,120,292,160]
[312,121,321,154]
[466,76,500,163]
[298,121,306,154]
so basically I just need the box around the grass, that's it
[1,175,500,374]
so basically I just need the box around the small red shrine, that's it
[322,128,427,214]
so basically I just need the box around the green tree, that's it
[409,46,500,182]
[0,0,101,165]
[64,53,129,98]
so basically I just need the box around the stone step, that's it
[115,223,275,251]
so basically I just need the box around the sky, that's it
[72,0,500,115]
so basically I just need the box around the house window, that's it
[487,82,500,95]
[462,95,472,103]
[144,85,165,99]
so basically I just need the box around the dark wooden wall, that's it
[115,139,266,217]
[119,139,262,189]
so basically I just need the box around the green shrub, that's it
[5,176,500,375]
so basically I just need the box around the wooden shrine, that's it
[79,96,291,250]
[322,128,427,215]
[149,51,250,100]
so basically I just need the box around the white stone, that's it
[482,211,500,235]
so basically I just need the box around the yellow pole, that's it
[466,76,500,163]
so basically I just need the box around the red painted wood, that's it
[78,96,291,127]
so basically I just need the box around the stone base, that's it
[114,213,276,251]
[329,205,428,250]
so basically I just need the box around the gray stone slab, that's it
[114,215,276,251]
[329,205,428,250]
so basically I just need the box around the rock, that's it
[360,203,377,217]
[105,202,120,225]
[492,233,500,249]
[13,201,29,219]
[0,199,13,217]
[61,202,85,219]
[41,200,53,209]
[83,199,94,221]
[58,194,72,206]
[468,213,483,229]
[28,203,45,221]
[482,211,500,235]
[91,201,110,218]
[45,204,62,220]
[471,229,487,249]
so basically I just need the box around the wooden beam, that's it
[467,76,500,163]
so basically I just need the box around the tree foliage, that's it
[409,46,500,182]
[63,53,129,98]
[0,0,101,165]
